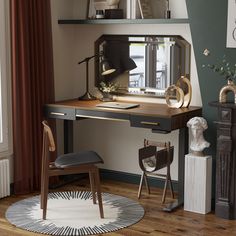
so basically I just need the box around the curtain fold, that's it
[10,0,55,194]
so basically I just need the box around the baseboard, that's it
[100,169,178,192]
[10,170,178,193]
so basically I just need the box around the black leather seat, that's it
[55,151,104,168]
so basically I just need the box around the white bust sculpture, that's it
[106,0,120,9]
[187,117,210,156]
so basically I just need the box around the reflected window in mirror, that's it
[95,35,191,98]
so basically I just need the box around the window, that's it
[0,0,10,153]
[129,37,174,90]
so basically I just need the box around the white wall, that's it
[51,0,202,181]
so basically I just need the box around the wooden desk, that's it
[44,99,202,211]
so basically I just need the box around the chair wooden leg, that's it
[89,171,96,204]
[144,173,150,194]
[138,172,145,199]
[41,144,46,210]
[94,168,104,218]
[40,165,45,209]
[162,176,168,204]
[42,173,49,220]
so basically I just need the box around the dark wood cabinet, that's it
[209,101,236,219]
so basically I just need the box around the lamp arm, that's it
[78,55,95,64]
[78,53,103,64]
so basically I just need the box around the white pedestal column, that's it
[184,154,212,214]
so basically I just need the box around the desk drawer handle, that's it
[50,112,66,116]
[141,121,160,126]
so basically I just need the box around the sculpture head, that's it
[187,117,210,155]
[187,116,208,131]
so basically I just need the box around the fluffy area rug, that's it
[6,191,145,235]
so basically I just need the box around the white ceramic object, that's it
[187,117,210,156]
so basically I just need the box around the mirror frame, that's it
[94,34,191,98]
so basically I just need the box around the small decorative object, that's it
[99,81,118,101]
[187,117,210,156]
[219,79,236,103]
[138,0,153,19]
[202,50,236,103]
[165,76,191,108]
[203,48,210,56]
[88,0,108,19]
[96,9,104,18]
[176,76,192,107]
[165,84,184,108]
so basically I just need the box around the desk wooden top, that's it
[45,99,202,132]
[49,99,201,118]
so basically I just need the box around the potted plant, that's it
[99,81,118,101]
[202,49,236,103]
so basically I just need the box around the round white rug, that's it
[6,191,144,235]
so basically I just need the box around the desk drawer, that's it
[45,106,76,120]
[75,109,129,121]
[130,115,171,131]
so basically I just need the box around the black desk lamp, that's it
[78,54,115,100]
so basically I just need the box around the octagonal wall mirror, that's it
[95,35,191,97]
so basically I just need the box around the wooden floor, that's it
[0,179,236,236]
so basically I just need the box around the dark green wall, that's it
[186,0,236,156]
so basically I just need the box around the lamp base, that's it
[78,92,96,101]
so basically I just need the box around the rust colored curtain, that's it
[10,0,55,194]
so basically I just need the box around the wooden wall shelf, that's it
[58,18,189,25]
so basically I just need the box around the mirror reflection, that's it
[95,35,191,97]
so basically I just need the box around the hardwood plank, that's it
[0,179,236,236]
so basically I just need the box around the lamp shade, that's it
[101,58,116,75]
[121,56,137,72]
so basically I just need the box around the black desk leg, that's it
[163,127,188,212]
[64,120,73,154]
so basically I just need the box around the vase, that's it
[101,92,114,102]
[219,79,236,103]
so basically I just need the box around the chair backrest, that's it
[42,120,56,152]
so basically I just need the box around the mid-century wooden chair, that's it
[41,120,104,220]
[138,139,174,203]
